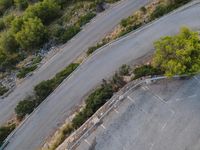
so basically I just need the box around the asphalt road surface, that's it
[77,77,200,150]
[0,0,151,125]
[4,1,200,150]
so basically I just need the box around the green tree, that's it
[15,97,35,118]
[0,0,13,14]
[34,80,54,101]
[153,27,200,77]
[0,31,19,53]
[0,124,15,145]
[14,0,28,10]
[24,0,60,24]
[10,16,24,33]
[15,17,47,50]
[3,14,15,28]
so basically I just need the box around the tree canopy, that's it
[153,27,200,77]
[15,17,47,50]
[24,0,60,24]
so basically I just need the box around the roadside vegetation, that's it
[51,27,200,149]
[152,27,200,77]
[0,0,121,146]
[87,0,192,55]
[15,63,79,119]
[44,65,128,150]
[0,124,15,146]
[0,0,119,78]
[0,84,8,96]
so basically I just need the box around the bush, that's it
[77,12,96,27]
[133,65,163,79]
[0,18,5,31]
[14,0,28,10]
[15,17,47,50]
[34,80,54,101]
[0,31,19,53]
[52,63,79,87]
[0,124,15,145]
[59,26,80,44]
[0,0,13,15]
[87,42,105,55]
[0,84,8,96]
[24,0,60,24]
[72,82,113,129]
[17,65,37,79]
[153,27,200,77]
[119,64,130,76]
[150,5,168,20]
[15,97,35,118]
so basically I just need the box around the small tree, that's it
[14,0,28,10]
[15,97,35,119]
[15,17,47,50]
[153,27,200,77]
[0,124,15,145]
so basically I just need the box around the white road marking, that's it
[114,109,119,114]
[153,94,167,104]
[101,124,106,129]
[84,139,91,146]
[161,122,167,131]
[127,96,134,102]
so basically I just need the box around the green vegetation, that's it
[15,63,79,118]
[0,0,115,73]
[153,27,200,77]
[87,0,192,56]
[0,84,8,96]
[133,65,163,79]
[76,12,96,27]
[72,81,113,128]
[15,17,47,50]
[15,96,35,119]
[47,65,127,149]
[150,0,191,20]
[87,41,107,56]
[17,65,37,78]
[0,124,15,146]
[17,56,42,79]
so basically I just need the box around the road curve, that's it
[0,0,150,125]
[5,1,200,150]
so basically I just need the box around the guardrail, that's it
[56,75,187,150]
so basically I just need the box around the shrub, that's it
[153,27,200,77]
[24,0,61,24]
[86,42,105,55]
[14,0,28,10]
[72,82,113,129]
[133,65,163,79]
[0,84,8,96]
[15,97,35,118]
[59,26,80,44]
[119,64,130,76]
[17,65,37,79]
[34,80,54,101]
[77,12,96,27]
[0,124,15,145]
[15,17,47,50]
[52,63,79,87]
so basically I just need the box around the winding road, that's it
[4,1,200,150]
[0,0,150,125]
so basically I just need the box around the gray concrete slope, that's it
[77,77,200,150]
[5,1,200,150]
[0,0,150,125]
